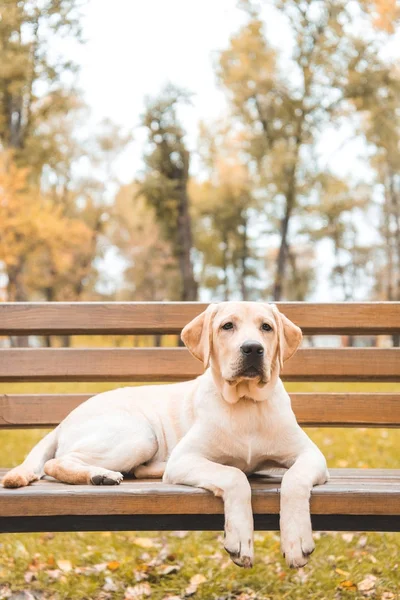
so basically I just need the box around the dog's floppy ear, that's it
[181,304,218,368]
[271,305,302,370]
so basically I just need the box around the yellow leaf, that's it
[185,573,207,596]
[190,574,207,586]
[335,568,350,576]
[124,582,152,598]
[358,574,377,592]
[340,580,357,591]
[133,537,156,548]
[57,559,72,572]
[107,560,120,571]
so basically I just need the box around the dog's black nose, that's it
[240,340,264,356]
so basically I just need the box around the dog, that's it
[2,302,328,568]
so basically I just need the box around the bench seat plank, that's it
[1,393,399,428]
[1,469,399,520]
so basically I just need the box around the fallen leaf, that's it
[46,569,62,580]
[124,583,152,599]
[237,591,257,600]
[0,584,11,600]
[358,536,368,548]
[57,559,72,573]
[358,574,377,593]
[107,560,120,571]
[369,555,378,564]
[278,571,287,580]
[185,573,207,596]
[341,533,354,543]
[133,538,156,549]
[171,531,188,538]
[381,593,395,600]
[296,568,308,584]
[140,552,151,562]
[340,580,357,591]
[14,542,29,558]
[161,597,181,600]
[47,556,56,568]
[23,572,36,584]
[74,566,93,575]
[335,568,350,577]
[190,574,206,586]
[103,577,118,592]
[157,564,181,576]
[94,563,108,572]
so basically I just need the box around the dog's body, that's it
[2,302,328,569]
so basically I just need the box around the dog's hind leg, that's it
[44,422,160,485]
[2,428,59,488]
[44,454,124,485]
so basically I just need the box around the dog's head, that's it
[181,301,302,403]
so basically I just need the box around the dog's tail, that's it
[2,427,59,488]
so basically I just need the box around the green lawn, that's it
[0,381,399,599]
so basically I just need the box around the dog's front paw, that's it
[224,520,254,568]
[280,513,315,568]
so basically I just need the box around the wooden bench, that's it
[0,302,399,534]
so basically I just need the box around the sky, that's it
[73,0,397,301]
[77,0,373,185]
[78,0,244,182]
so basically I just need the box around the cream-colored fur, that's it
[2,302,328,569]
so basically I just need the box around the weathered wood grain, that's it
[0,347,399,382]
[0,393,398,428]
[0,469,398,518]
[1,302,399,335]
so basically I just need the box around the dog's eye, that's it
[261,323,272,332]
[222,322,234,331]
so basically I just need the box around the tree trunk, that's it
[240,217,249,301]
[222,232,229,301]
[177,182,197,301]
[388,169,400,300]
[273,182,295,301]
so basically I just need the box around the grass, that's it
[0,381,399,599]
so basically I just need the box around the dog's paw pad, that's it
[91,473,123,486]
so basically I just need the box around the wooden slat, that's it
[1,302,399,335]
[0,393,399,428]
[0,348,399,382]
[0,469,399,518]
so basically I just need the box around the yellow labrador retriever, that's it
[2,302,328,569]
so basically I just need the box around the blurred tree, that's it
[305,174,372,300]
[0,0,83,177]
[218,0,398,300]
[110,183,179,302]
[192,122,259,300]
[0,152,92,344]
[140,85,197,301]
[372,0,400,32]
[0,153,92,299]
[362,76,400,304]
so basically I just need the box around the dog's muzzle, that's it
[236,340,265,379]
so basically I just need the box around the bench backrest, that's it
[0,302,399,429]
